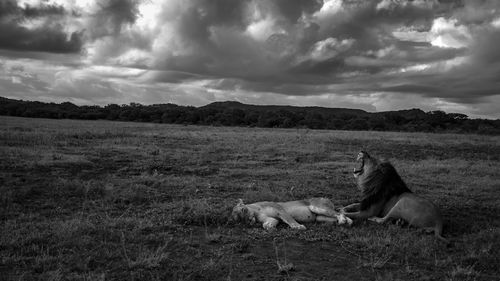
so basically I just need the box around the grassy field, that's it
[1,116,499,281]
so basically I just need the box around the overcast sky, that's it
[1,0,499,119]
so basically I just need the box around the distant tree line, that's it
[1,97,499,134]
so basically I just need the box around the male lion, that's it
[231,198,352,230]
[342,151,448,243]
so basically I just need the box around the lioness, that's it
[342,151,448,243]
[231,198,352,230]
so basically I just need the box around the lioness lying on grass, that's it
[231,198,352,230]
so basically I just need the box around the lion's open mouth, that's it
[353,157,364,175]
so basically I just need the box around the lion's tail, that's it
[435,223,450,245]
[435,232,449,244]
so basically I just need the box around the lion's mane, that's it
[358,161,412,211]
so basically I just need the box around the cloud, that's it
[0,0,83,53]
[309,37,355,61]
[86,0,141,39]
[1,0,500,119]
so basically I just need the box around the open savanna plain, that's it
[1,116,499,281]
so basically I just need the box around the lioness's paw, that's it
[337,215,346,225]
[292,224,306,230]
[263,221,276,230]
[345,217,353,226]
[336,214,353,226]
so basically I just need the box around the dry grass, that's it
[0,116,499,280]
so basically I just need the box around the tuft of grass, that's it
[273,239,295,275]
[447,265,479,281]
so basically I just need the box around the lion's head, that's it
[353,151,380,188]
[230,199,256,224]
[353,151,411,211]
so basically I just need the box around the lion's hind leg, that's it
[368,204,400,224]
[368,216,390,223]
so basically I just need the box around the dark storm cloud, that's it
[0,0,82,54]
[382,84,443,94]
[0,0,66,18]
[316,1,434,48]
[0,0,17,17]
[163,0,251,44]
[290,57,347,76]
[471,28,500,64]
[0,25,83,54]
[153,0,452,82]
[152,0,255,74]
[22,3,65,18]
[451,0,498,25]
[87,0,141,38]
[141,0,481,102]
[377,59,500,103]
[0,0,147,55]
[145,1,320,80]
[274,0,323,23]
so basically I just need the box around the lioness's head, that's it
[230,199,255,224]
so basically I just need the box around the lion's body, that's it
[344,151,447,243]
[371,193,446,241]
[231,198,352,230]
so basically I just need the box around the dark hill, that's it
[202,101,369,116]
[1,96,499,134]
